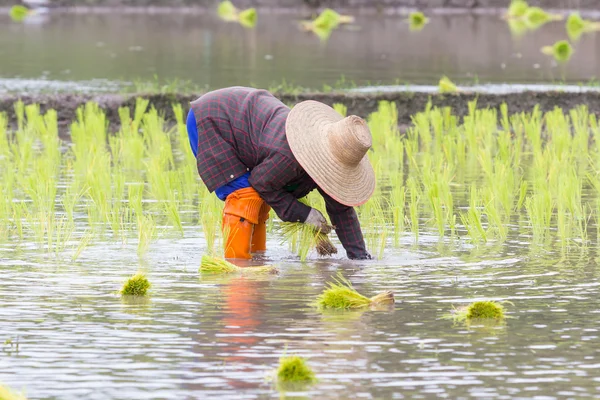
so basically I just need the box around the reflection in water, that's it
[1,12,600,91]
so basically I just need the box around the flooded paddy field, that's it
[2,98,600,399]
[3,6,600,400]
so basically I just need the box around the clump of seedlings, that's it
[316,275,394,310]
[451,301,507,321]
[541,40,573,62]
[120,273,151,296]
[276,356,317,384]
[200,255,279,275]
[408,11,429,31]
[280,222,337,260]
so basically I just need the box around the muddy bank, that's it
[2,0,599,11]
[2,91,600,128]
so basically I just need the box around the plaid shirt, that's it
[190,87,369,259]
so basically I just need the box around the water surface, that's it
[2,12,600,93]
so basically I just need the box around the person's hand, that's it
[305,208,332,235]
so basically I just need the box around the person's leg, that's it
[251,202,271,253]
[222,187,264,259]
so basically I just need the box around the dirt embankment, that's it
[1,91,599,129]
[1,0,599,11]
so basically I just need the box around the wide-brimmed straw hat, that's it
[285,100,375,207]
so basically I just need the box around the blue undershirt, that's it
[187,109,250,201]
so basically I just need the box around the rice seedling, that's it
[407,176,420,241]
[408,11,429,31]
[439,76,458,94]
[450,301,507,321]
[332,103,347,117]
[541,40,573,62]
[199,255,279,275]
[9,5,29,22]
[276,356,317,384]
[120,273,151,296]
[316,275,394,310]
[0,383,27,400]
[136,214,157,257]
[280,222,337,260]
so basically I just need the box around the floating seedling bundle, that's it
[200,255,279,275]
[276,356,317,384]
[449,301,508,322]
[316,275,394,310]
[120,273,151,296]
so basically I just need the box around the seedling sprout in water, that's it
[316,274,394,310]
[200,255,279,275]
[120,273,151,296]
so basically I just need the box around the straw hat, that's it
[285,100,375,207]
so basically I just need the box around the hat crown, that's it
[328,115,372,167]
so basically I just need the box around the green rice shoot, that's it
[120,273,151,296]
[277,356,317,383]
[280,222,337,260]
[316,275,395,310]
[200,255,279,275]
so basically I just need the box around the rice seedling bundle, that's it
[120,273,151,296]
[451,301,506,321]
[316,275,394,310]
[276,356,316,383]
[200,255,279,275]
[280,222,337,260]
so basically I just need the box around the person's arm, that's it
[249,154,311,223]
[318,188,371,260]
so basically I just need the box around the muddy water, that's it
[2,223,600,398]
[2,12,600,93]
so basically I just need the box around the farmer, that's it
[186,86,375,260]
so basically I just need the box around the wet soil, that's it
[2,91,600,128]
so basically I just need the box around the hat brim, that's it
[285,101,376,207]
